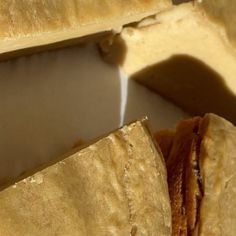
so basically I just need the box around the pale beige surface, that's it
[0,120,171,236]
[0,0,171,56]
[198,114,236,235]
[198,0,236,47]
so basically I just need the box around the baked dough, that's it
[0,120,171,236]
[157,114,236,236]
[0,0,171,59]
[197,114,236,235]
[198,0,236,47]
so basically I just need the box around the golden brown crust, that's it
[197,0,236,47]
[0,0,171,58]
[0,0,168,37]
[158,113,236,235]
[197,113,236,235]
[0,121,171,236]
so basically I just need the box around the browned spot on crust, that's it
[73,139,85,148]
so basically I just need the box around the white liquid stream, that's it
[119,68,129,126]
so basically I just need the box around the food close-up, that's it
[0,0,235,235]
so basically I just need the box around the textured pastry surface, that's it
[198,0,236,46]
[0,0,170,55]
[198,114,236,235]
[0,121,171,236]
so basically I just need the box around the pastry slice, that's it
[0,0,171,59]
[0,120,171,236]
[199,0,236,47]
[157,113,236,235]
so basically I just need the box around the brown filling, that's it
[155,130,175,162]
[156,117,203,236]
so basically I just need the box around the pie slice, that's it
[0,120,171,236]
[0,0,171,59]
[157,113,236,235]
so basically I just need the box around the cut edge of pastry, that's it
[0,117,150,190]
[0,0,172,60]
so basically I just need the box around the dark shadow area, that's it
[98,33,127,66]
[172,0,192,4]
[0,43,121,182]
[130,54,236,124]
